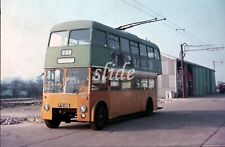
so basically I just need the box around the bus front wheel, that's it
[44,119,61,128]
[146,98,153,115]
[91,103,108,130]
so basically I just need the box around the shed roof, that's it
[161,53,215,71]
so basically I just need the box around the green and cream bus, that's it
[41,20,162,130]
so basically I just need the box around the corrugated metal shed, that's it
[158,53,215,98]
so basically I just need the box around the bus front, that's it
[41,23,92,128]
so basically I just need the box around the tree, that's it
[0,76,43,99]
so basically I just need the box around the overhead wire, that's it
[133,0,208,45]
[122,0,206,45]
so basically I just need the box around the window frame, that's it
[154,48,160,60]
[147,46,155,58]
[91,29,107,47]
[132,77,142,89]
[91,68,109,91]
[130,41,139,55]
[148,78,155,89]
[108,33,120,50]
[120,37,130,53]
[121,80,132,90]
[44,68,65,93]
[140,44,147,57]
[140,78,148,90]
[68,28,91,46]
[48,30,69,47]
[65,68,89,94]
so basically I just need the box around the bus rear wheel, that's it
[91,104,108,130]
[146,98,153,116]
[44,119,61,128]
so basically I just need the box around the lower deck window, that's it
[121,81,131,89]
[110,80,120,90]
[66,68,88,93]
[91,69,108,91]
[133,78,141,89]
[44,69,64,93]
[141,78,148,89]
[149,79,155,89]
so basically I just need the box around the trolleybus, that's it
[41,20,162,130]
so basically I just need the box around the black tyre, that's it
[91,103,108,130]
[44,119,61,128]
[146,98,153,116]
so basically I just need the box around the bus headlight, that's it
[44,104,50,111]
[80,105,87,113]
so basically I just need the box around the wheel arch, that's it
[91,99,109,122]
[147,96,157,110]
[145,96,154,115]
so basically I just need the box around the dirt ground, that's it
[0,99,43,125]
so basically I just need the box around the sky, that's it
[1,0,225,82]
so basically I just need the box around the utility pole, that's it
[179,44,224,98]
[180,43,187,98]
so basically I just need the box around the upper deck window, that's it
[130,41,139,55]
[120,38,129,52]
[147,47,154,58]
[49,31,68,47]
[92,30,106,47]
[154,49,160,60]
[69,29,90,45]
[140,44,147,56]
[108,34,120,50]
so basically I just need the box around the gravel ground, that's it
[0,105,43,125]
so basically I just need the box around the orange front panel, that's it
[41,93,90,122]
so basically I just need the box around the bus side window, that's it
[133,78,141,89]
[140,44,147,56]
[130,41,139,55]
[141,58,149,68]
[92,30,106,47]
[108,34,120,50]
[148,79,155,89]
[120,38,129,52]
[141,78,148,90]
[147,47,154,58]
[154,49,160,60]
[121,80,132,89]
[131,55,140,68]
[91,69,108,91]
[110,76,121,90]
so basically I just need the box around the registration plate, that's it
[58,103,70,108]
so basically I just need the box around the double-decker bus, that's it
[41,20,162,130]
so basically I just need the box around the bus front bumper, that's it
[41,93,90,122]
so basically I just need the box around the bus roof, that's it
[51,20,159,49]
